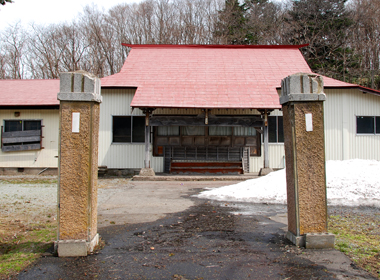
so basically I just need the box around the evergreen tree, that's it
[244,0,283,44]
[285,0,356,80]
[214,0,250,45]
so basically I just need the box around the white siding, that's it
[250,144,285,172]
[98,88,164,171]
[324,90,344,160]
[249,109,285,172]
[324,88,380,160]
[324,89,380,160]
[0,109,59,168]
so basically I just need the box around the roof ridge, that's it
[121,44,309,49]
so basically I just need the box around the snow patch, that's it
[197,159,380,207]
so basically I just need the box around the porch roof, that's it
[101,44,358,110]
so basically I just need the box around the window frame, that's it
[356,116,380,135]
[112,115,146,144]
[2,119,43,152]
[3,119,42,133]
[267,116,284,144]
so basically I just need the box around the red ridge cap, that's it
[121,43,309,49]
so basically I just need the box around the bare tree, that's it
[28,24,63,79]
[1,23,27,79]
[1,0,378,89]
[81,5,121,76]
[348,0,380,89]
[0,52,7,79]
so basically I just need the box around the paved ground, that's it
[97,180,238,227]
[17,180,376,280]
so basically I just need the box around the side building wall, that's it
[0,109,59,171]
[98,88,164,173]
[252,88,380,170]
[324,88,380,160]
[98,88,380,174]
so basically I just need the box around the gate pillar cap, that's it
[280,73,326,105]
[58,70,102,103]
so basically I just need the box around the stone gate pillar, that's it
[56,71,102,257]
[280,73,334,249]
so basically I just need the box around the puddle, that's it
[209,200,287,216]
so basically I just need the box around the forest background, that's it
[0,0,379,90]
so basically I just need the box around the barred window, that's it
[2,120,42,152]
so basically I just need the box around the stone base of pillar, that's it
[259,167,273,176]
[286,231,305,247]
[139,168,155,176]
[286,231,335,249]
[305,233,335,249]
[56,233,99,257]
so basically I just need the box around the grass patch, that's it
[0,223,57,279]
[329,213,380,279]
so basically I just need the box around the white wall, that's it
[261,88,380,171]
[0,109,59,168]
[324,88,380,160]
[98,88,164,171]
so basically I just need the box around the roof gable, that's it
[102,45,314,109]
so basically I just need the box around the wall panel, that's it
[99,89,164,171]
[0,109,59,167]
[324,89,380,161]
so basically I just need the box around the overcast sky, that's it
[0,0,143,30]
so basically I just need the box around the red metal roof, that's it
[101,44,363,109]
[0,79,60,107]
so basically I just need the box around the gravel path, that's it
[0,176,130,226]
[0,176,57,225]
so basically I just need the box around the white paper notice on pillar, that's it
[72,112,80,133]
[305,113,313,132]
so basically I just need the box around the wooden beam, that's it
[150,116,263,127]
[2,144,41,152]
[2,130,41,138]
[2,136,41,144]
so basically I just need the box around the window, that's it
[113,116,145,143]
[234,127,256,136]
[157,126,180,136]
[356,116,380,134]
[182,126,205,136]
[209,126,232,136]
[2,120,42,152]
[4,120,41,132]
[268,116,284,143]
